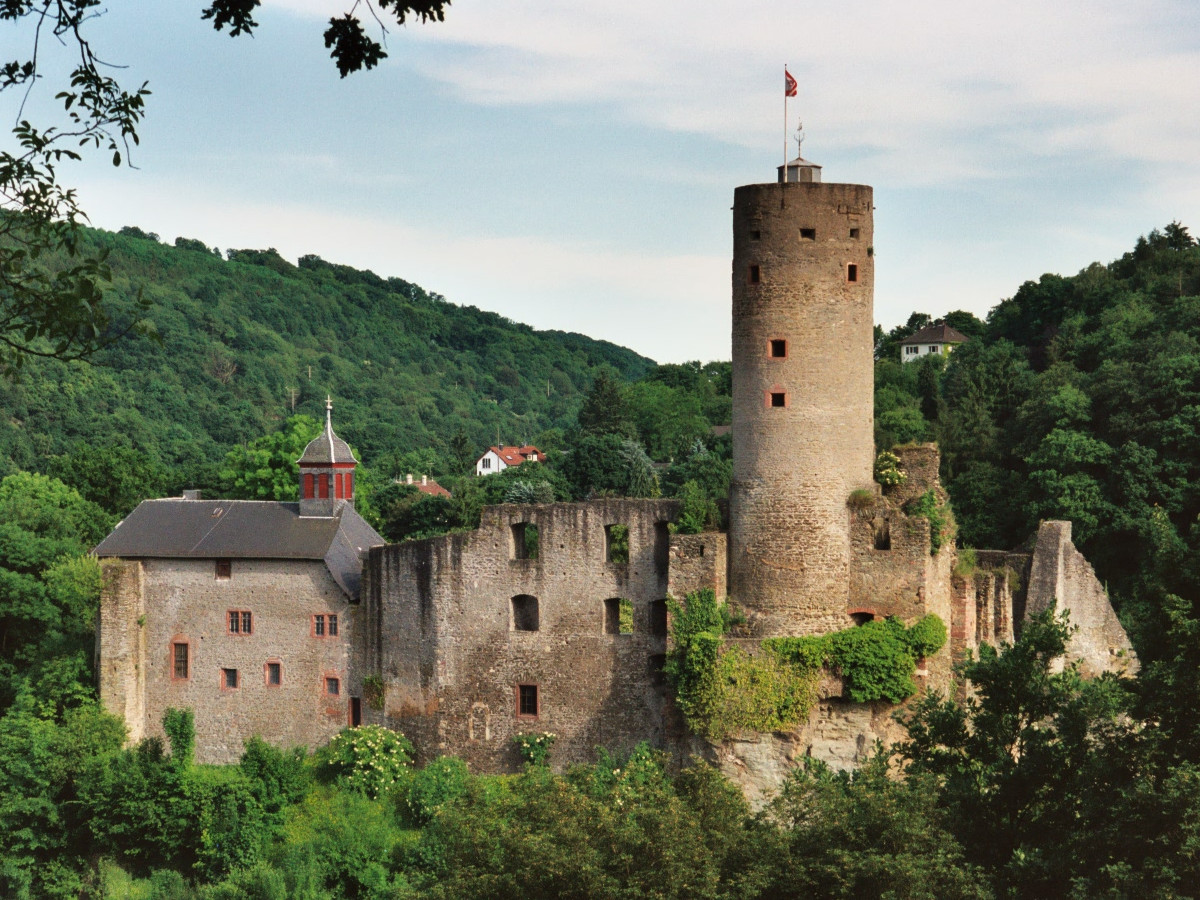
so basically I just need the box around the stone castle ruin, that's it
[96,164,1136,784]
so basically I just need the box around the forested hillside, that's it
[0,226,653,491]
[875,223,1200,661]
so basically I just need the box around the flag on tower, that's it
[784,68,798,98]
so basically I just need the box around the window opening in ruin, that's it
[350,697,362,727]
[847,263,858,283]
[850,612,875,627]
[517,684,539,718]
[222,668,239,689]
[749,229,761,240]
[654,521,670,577]
[800,228,816,240]
[770,391,786,407]
[850,227,860,239]
[873,518,891,551]
[650,599,668,637]
[769,338,788,358]
[649,654,667,686]
[172,642,189,680]
[215,559,231,580]
[325,677,340,696]
[748,264,761,284]
[512,595,540,632]
[228,610,252,634]
[605,524,630,565]
[266,661,281,686]
[511,522,539,560]
[604,598,633,635]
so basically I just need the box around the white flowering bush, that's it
[513,732,556,767]
[314,725,415,799]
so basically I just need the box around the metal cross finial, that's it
[795,120,805,157]
[326,395,332,410]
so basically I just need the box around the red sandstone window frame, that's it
[215,558,232,580]
[227,609,253,635]
[767,337,788,359]
[221,667,239,690]
[515,683,540,719]
[324,673,341,697]
[312,613,339,638]
[764,386,789,408]
[264,659,282,687]
[169,636,191,682]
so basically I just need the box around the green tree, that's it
[577,368,635,438]
[220,415,321,501]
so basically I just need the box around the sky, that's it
[13,1,1200,363]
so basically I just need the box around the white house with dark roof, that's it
[475,444,542,476]
[899,323,970,363]
[95,401,384,763]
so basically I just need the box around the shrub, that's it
[847,488,876,511]
[873,450,907,487]
[313,726,413,799]
[362,674,385,711]
[905,489,954,554]
[673,479,718,534]
[905,613,948,659]
[953,546,978,579]
[513,732,556,767]
[402,756,471,826]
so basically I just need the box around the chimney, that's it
[422,475,428,486]
[406,474,413,484]
[182,489,201,501]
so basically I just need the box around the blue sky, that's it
[16,1,1200,363]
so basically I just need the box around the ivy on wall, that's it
[665,589,947,740]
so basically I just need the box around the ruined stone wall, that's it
[98,559,147,742]
[1026,521,1138,677]
[666,532,727,601]
[368,499,683,771]
[105,557,358,763]
[729,181,875,637]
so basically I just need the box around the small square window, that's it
[800,228,816,240]
[266,662,281,686]
[850,228,860,239]
[770,392,786,407]
[325,677,340,696]
[749,229,761,240]
[222,668,239,689]
[517,684,539,718]
[748,264,761,284]
[847,263,858,283]
[215,559,231,580]
[769,339,787,358]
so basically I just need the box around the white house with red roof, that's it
[475,445,542,476]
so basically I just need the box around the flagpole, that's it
[783,64,788,175]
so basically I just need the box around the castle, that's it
[96,163,1135,783]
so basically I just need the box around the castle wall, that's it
[729,181,876,637]
[367,499,688,771]
[101,557,358,763]
[1026,521,1138,677]
[667,532,727,601]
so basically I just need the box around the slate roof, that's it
[93,499,384,599]
[298,402,357,465]
[898,324,971,346]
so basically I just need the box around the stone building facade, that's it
[96,165,1136,776]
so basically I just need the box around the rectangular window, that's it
[346,472,353,496]
[314,614,325,636]
[800,228,816,240]
[266,661,281,686]
[335,472,343,499]
[482,457,492,469]
[850,227,860,239]
[748,264,761,284]
[325,677,340,696]
[769,338,787,358]
[215,559,231,580]
[228,610,252,634]
[847,263,858,283]
[328,614,338,636]
[222,668,239,690]
[304,473,314,498]
[517,684,539,718]
[770,392,786,407]
[318,474,330,499]
[173,642,189,680]
[604,524,629,565]
[749,229,761,240]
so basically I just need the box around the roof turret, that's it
[299,397,357,466]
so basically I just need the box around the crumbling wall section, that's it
[98,559,147,743]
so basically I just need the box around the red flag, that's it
[784,68,797,98]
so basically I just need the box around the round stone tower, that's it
[728,163,875,636]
